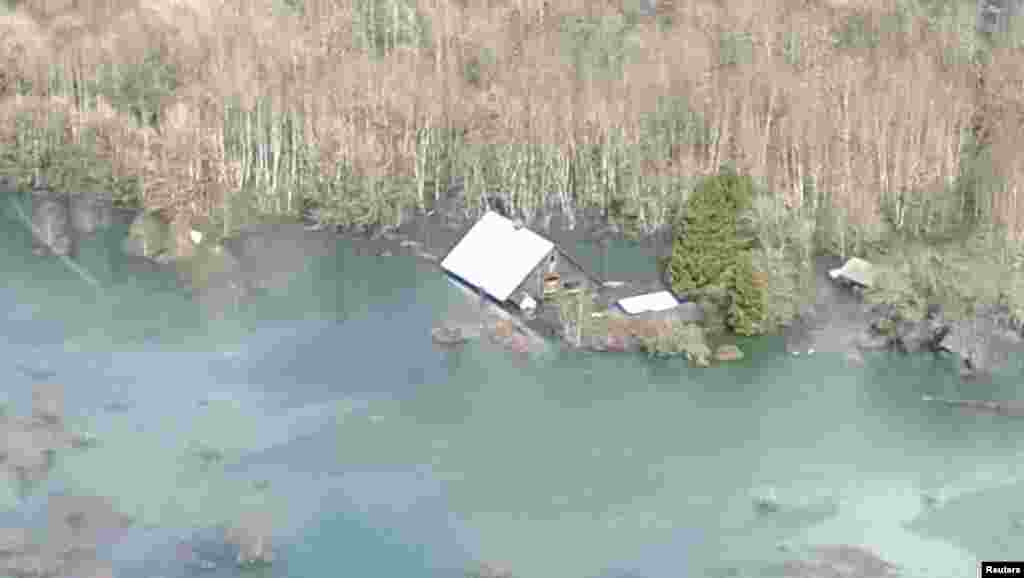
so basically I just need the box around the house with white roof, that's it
[440,211,593,312]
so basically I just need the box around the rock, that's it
[472,561,514,578]
[45,496,134,548]
[379,250,393,257]
[0,527,30,554]
[845,351,864,367]
[431,325,468,346]
[854,330,889,351]
[30,190,74,257]
[2,550,63,578]
[753,491,781,514]
[226,511,275,567]
[69,431,99,450]
[1,423,51,470]
[715,344,744,362]
[69,192,114,236]
[31,382,63,425]
[751,487,839,523]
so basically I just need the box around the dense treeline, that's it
[3,0,1024,328]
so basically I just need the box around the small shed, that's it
[441,211,558,303]
[829,257,875,288]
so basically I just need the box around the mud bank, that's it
[786,256,1024,378]
[13,177,1022,376]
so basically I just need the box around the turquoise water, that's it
[3,193,1024,577]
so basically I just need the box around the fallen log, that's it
[922,394,1024,417]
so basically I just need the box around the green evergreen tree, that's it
[726,252,765,335]
[666,168,765,334]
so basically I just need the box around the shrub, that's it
[638,321,710,365]
[743,194,816,332]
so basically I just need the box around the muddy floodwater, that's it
[3,194,1024,578]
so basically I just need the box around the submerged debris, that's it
[715,344,744,362]
[467,561,514,578]
[225,511,276,567]
[31,382,64,425]
[922,394,1024,417]
[431,325,469,347]
[779,544,900,578]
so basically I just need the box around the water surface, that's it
[1,195,1022,578]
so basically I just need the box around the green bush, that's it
[743,193,815,332]
[352,0,432,58]
[637,321,711,365]
[93,48,178,130]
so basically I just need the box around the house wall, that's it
[514,249,556,300]
[512,249,591,301]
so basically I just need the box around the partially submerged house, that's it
[439,211,702,351]
[440,211,593,312]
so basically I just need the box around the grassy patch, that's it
[352,0,432,57]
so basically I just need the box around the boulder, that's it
[431,325,468,346]
[30,190,74,257]
[31,382,63,425]
[69,192,114,236]
[715,344,744,362]
[45,495,133,553]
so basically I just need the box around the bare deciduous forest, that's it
[2,0,1023,259]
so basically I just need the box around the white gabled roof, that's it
[441,211,555,302]
[618,291,680,314]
